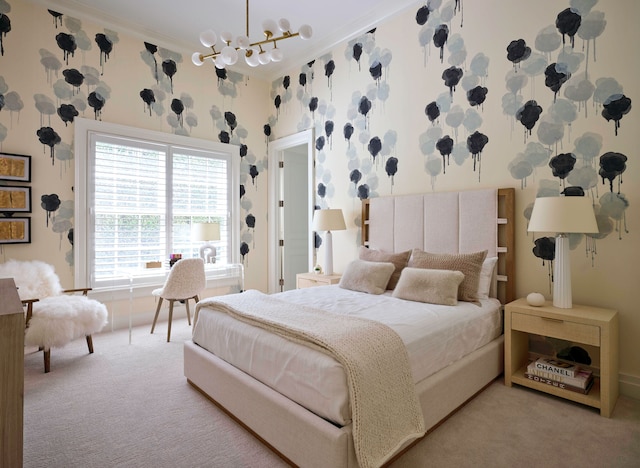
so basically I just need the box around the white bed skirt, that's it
[184,335,504,468]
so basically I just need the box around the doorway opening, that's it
[268,130,315,293]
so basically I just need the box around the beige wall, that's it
[1,0,639,397]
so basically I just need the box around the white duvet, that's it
[192,285,502,426]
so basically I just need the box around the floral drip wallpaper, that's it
[1,0,639,380]
[269,0,632,277]
[0,0,266,275]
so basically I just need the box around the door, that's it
[282,147,309,290]
[268,130,314,293]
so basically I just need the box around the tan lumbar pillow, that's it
[392,268,464,306]
[339,259,396,295]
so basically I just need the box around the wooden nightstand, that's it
[296,272,341,289]
[504,298,618,417]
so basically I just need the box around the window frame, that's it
[74,118,240,295]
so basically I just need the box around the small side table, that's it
[504,298,618,417]
[296,272,341,289]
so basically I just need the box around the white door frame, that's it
[268,129,315,293]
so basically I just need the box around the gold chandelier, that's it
[191,0,312,68]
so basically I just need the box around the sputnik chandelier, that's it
[191,0,312,69]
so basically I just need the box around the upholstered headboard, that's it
[361,188,515,304]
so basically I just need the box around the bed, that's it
[184,187,515,468]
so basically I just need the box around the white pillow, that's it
[338,259,395,295]
[392,268,464,306]
[477,257,498,299]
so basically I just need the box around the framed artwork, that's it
[0,186,32,213]
[0,217,31,244]
[0,153,32,182]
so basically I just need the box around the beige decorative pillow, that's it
[392,268,464,306]
[358,246,411,290]
[339,259,395,295]
[408,249,487,304]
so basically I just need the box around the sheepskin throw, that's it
[0,259,62,299]
[196,290,425,468]
[0,259,108,350]
[26,295,108,349]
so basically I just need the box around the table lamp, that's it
[312,209,346,276]
[191,222,221,263]
[527,196,598,308]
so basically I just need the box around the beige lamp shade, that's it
[192,222,220,264]
[527,196,598,309]
[312,209,346,232]
[191,222,221,241]
[527,196,598,234]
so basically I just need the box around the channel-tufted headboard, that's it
[361,188,515,304]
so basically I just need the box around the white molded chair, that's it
[0,259,108,373]
[151,258,206,342]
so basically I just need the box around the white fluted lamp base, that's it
[324,230,334,276]
[312,209,345,277]
[553,234,572,308]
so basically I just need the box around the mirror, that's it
[268,129,315,293]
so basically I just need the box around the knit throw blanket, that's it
[196,290,425,468]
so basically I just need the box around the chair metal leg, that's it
[43,349,51,373]
[86,335,94,354]
[151,297,163,334]
[167,300,175,342]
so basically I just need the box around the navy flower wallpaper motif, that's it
[0,0,263,270]
[268,0,631,269]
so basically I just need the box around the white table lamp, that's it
[312,209,346,276]
[192,222,221,263]
[527,196,598,308]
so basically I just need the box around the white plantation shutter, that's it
[77,121,238,291]
[171,147,230,261]
[93,135,167,282]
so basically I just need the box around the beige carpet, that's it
[24,320,640,468]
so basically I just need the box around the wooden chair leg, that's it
[185,299,191,326]
[167,300,175,342]
[151,297,163,334]
[86,335,94,354]
[43,349,51,373]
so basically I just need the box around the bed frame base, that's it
[184,336,503,468]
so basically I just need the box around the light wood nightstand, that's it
[504,298,619,417]
[296,272,341,289]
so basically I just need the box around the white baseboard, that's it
[619,372,640,400]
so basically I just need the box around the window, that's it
[75,119,240,292]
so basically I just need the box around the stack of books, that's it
[525,357,594,394]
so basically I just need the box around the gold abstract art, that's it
[0,156,26,178]
[0,188,28,210]
[0,220,26,241]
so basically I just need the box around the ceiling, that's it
[32,0,418,80]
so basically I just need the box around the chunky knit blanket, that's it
[196,290,425,468]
